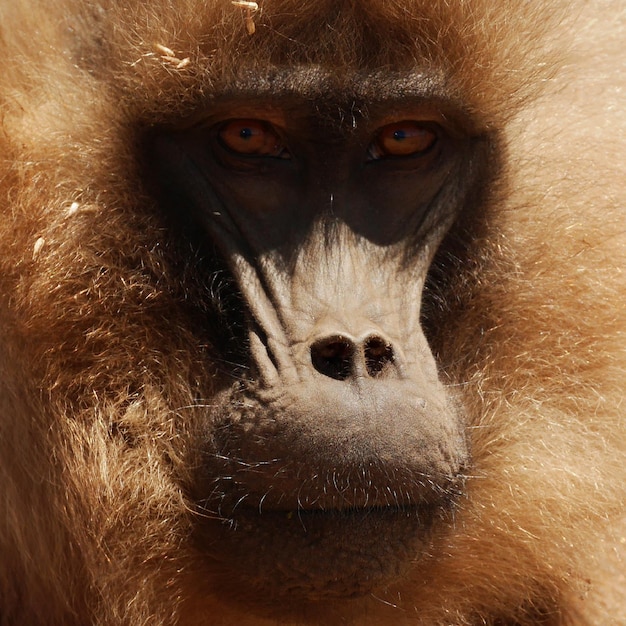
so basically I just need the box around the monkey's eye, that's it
[368,121,438,160]
[217,119,290,158]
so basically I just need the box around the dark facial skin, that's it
[147,71,487,600]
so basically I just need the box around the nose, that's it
[310,333,396,381]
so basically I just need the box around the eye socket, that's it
[368,121,438,160]
[217,119,290,158]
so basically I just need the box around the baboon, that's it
[0,1,624,624]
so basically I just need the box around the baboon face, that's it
[3,2,624,625]
[145,68,488,597]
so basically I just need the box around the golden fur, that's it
[0,1,624,624]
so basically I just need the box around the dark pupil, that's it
[393,129,406,141]
[239,127,253,140]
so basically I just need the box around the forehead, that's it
[198,66,470,128]
[213,66,446,103]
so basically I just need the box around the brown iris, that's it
[217,119,288,157]
[369,121,437,159]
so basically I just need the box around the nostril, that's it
[310,336,355,381]
[364,336,394,377]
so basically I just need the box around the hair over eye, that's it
[217,119,289,157]
[369,121,438,159]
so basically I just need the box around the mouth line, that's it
[237,502,425,514]
[211,501,441,530]
[197,473,464,522]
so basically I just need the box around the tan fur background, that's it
[0,1,624,624]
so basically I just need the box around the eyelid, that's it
[368,121,439,160]
[216,119,290,158]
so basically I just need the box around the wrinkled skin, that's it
[0,1,625,625]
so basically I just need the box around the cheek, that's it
[208,168,314,247]
[214,173,297,214]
